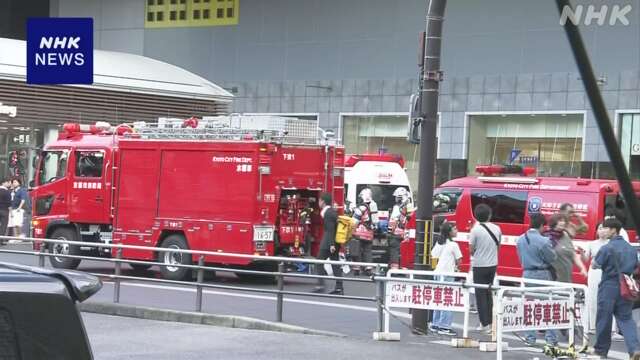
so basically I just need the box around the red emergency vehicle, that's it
[30,117,344,280]
[400,165,640,283]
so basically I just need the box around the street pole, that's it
[411,0,446,333]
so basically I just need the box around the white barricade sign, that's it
[380,270,472,339]
[386,281,467,311]
[501,298,571,331]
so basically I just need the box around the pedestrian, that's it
[351,188,378,276]
[605,207,630,242]
[559,203,588,238]
[388,187,411,269]
[0,178,11,241]
[429,221,462,336]
[469,203,501,333]
[312,192,343,295]
[9,178,29,238]
[516,213,558,347]
[545,213,588,283]
[583,223,610,334]
[591,218,640,359]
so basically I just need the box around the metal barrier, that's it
[497,274,589,338]
[0,235,387,328]
[381,269,477,338]
[495,285,577,360]
[0,235,590,357]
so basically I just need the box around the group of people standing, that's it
[312,187,412,295]
[428,202,640,359]
[517,205,640,359]
[0,178,30,240]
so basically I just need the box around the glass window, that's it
[470,189,528,224]
[147,12,154,21]
[193,9,200,19]
[217,8,224,18]
[179,10,186,19]
[203,9,210,19]
[342,115,437,192]
[75,151,104,178]
[226,7,233,17]
[433,188,463,214]
[39,151,68,185]
[156,11,164,21]
[356,184,410,213]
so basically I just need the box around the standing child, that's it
[430,221,462,336]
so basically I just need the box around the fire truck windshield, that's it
[38,150,68,185]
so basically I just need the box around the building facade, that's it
[7,0,640,188]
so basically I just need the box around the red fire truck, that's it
[30,117,344,280]
[400,165,640,283]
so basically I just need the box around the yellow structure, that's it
[145,0,239,28]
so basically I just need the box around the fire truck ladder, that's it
[122,115,338,146]
[125,126,284,142]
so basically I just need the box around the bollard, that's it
[38,245,47,268]
[113,248,122,303]
[195,255,205,312]
[276,262,284,322]
[375,264,384,333]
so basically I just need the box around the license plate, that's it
[253,226,274,242]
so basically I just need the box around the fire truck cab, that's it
[31,117,344,281]
[400,165,640,283]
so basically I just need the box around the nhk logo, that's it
[560,2,632,26]
[27,18,93,84]
[36,37,85,66]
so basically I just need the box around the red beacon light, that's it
[475,164,536,177]
[345,153,405,168]
[60,122,112,138]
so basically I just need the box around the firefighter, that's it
[388,187,411,269]
[350,188,378,276]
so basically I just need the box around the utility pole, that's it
[411,0,447,333]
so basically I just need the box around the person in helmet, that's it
[388,187,411,269]
[350,188,379,276]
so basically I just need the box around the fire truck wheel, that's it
[49,228,81,269]
[159,235,192,281]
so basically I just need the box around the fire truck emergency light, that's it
[475,164,536,177]
[344,153,405,168]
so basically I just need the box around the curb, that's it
[79,302,345,338]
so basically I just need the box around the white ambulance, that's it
[344,153,413,260]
